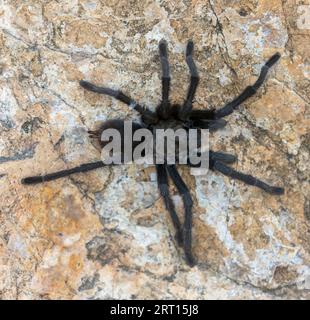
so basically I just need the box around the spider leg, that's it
[190,119,227,131]
[210,151,237,164]
[187,150,237,167]
[189,109,216,120]
[156,164,183,246]
[214,53,281,119]
[179,40,199,120]
[156,40,171,119]
[21,161,105,184]
[79,80,158,124]
[211,160,284,195]
[166,165,195,267]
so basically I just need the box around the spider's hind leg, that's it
[210,151,237,164]
[166,165,195,267]
[21,161,105,185]
[187,151,237,168]
[156,164,183,246]
[211,161,284,195]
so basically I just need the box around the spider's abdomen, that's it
[91,119,145,163]
[97,119,143,148]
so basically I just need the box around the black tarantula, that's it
[22,40,284,267]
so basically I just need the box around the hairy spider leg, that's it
[187,150,237,167]
[214,53,281,119]
[190,118,227,131]
[189,109,216,120]
[79,80,158,125]
[21,161,105,185]
[156,40,171,119]
[166,165,195,266]
[156,164,183,246]
[209,151,237,163]
[179,41,199,120]
[211,160,284,195]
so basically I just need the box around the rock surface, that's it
[0,0,309,299]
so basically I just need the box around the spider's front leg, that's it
[156,40,171,119]
[166,165,195,267]
[79,79,158,125]
[188,53,281,121]
[214,53,281,119]
[179,41,199,120]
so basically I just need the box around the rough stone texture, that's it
[0,0,309,300]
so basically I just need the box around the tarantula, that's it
[22,40,284,266]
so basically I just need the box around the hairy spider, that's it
[22,40,284,267]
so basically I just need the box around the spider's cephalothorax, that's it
[22,40,284,267]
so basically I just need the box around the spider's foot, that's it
[268,186,285,195]
[186,40,194,56]
[175,231,184,247]
[21,176,43,185]
[266,52,281,68]
[79,80,94,91]
[185,253,196,268]
[159,39,168,57]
